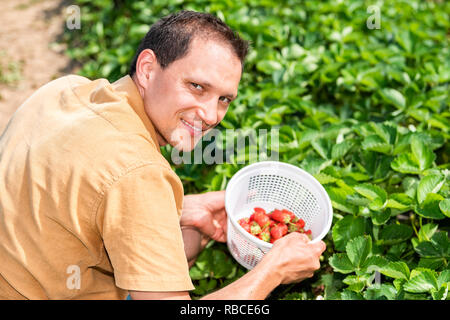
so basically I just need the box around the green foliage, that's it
[64,0,450,300]
[0,51,22,86]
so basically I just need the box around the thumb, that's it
[310,240,326,255]
[202,190,226,212]
[197,217,222,240]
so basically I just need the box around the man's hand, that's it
[180,190,227,243]
[262,232,326,284]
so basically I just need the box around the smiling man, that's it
[0,11,325,300]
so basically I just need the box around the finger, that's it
[311,240,326,255]
[202,190,226,212]
[211,225,227,242]
[297,233,311,243]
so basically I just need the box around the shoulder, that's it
[40,74,92,92]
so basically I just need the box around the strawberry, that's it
[287,218,306,233]
[238,218,251,233]
[258,226,271,242]
[288,223,303,233]
[296,218,305,229]
[253,207,266,215]
[268,219,276,228]
[253,211,272,228]
[304,229,313,240]
[270,223,288,241]
[250,221,261,235]
[281,209,296,221]
[270,209,293,224]
[238,217,250,225]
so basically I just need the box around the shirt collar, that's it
[110,75,161,151]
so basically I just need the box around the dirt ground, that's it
[0,0,78,134]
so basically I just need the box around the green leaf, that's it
[414,231,450,258]
[402,177,419,199]
[418,258,447,270]
[256,60,283,74]
[301,156,332,175]
[431,285,449,300]
[369,122,397,145]
[418,223,439,242]
[354,183,388,212]
[329,253,355,274]
[346,235,372,269]
[437,269,450,288]
[364,283,398,300]
[391,153,421,174]
[332,215,367,251]
[354,183,387,203]
[411,135,436,171]
[311,138,331,159]
[439,199,450,218]
[343,275,367,292]
[386,193,414,210]
[340,290,364,300]
[313,172,338,185]
[371,209,391,225]
[379,88,406,109]
[361,135,392,154]
[361,255,389,273]
[403,269,439,293]
[379,261,410,280]
[415,193,446,220]
[326,186,358,215]
[378,224,413,245]
[331,140,354,160]
[416,173,445,204]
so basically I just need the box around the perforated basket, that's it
[225,161,333,270]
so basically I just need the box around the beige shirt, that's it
[0,75,195,299]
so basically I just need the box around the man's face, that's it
[139,37,242,152]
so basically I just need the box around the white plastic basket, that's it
[225,161,333,270]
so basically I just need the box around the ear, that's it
[134,49,158,91]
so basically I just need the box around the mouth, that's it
[181,118,204,137]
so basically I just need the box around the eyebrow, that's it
[190,79,237,100]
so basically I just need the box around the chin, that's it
[166,127,203,153]
[170,140,198,153]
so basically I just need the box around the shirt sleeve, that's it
[96,163,195,292]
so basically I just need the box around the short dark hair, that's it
[129,10,249,76]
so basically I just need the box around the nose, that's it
[197,99,219,129]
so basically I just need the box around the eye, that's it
[191,82,203,90]
[219,96,232,104]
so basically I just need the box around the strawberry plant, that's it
[64,0,449,299]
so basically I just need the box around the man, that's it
[0,10,325,300]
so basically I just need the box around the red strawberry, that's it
[288,218,306,233]
[270,223,288,241]
[270,209,292,224]
[238,218,251,233]
[282,209,296,221]
[296,218,305,229]
[253,211,271,228]
[288,223,303,233]
[238,217,250,225]
[258,226,271,242]
[253,207,266,215]
[304,229,312,240]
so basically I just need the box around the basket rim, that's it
[225,160,333,248]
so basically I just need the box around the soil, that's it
[0,0,78,134]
